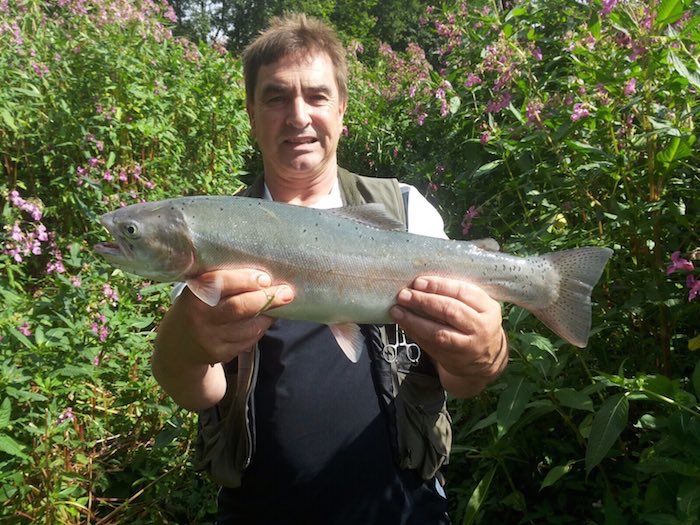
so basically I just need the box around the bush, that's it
[340,0,699,522]
[0,0,250,522]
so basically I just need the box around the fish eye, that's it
[121,222,139,238]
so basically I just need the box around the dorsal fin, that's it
[467,238,501,251]
[327,204,405,231]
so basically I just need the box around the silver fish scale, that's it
[180,198,559,324]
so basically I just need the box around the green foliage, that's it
[170,0,430,54]
[1,0,250,521]
[339,0,699,522]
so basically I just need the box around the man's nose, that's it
[286,97,312,128]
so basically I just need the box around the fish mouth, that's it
[94,241,130,260]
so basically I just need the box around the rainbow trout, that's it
[94,196,612,361]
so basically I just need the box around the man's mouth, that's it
[285,136,317,145]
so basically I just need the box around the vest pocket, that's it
[395,370,452,479]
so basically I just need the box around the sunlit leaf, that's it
[540,461,575,490]
[656,0,685,26]
[462,466,497,525]
[497,375,536,436]
[0,399,10,429]
[667,51,700,89]
[0,433,27,459]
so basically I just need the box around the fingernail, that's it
[256,273,271,287]
[277,286,293,302]
[398,289,412,302]
[414,278,428,291]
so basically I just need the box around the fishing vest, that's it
[193,168,452,488]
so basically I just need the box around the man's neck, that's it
[264,165,338,206]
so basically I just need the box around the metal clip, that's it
[381,325,421,364]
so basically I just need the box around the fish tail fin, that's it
[530,247,613,348]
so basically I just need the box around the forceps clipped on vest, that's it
[381,324,421,365]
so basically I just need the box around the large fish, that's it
[94,196,612,361]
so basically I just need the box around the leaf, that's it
[677,479,700,520]
[449,96,461,114]
[508,306,530,329]
[462,466,497,525]
[688,334,700,352]
[0,108,17,131]
[504,6,527,21]
[554,388,594,412]
[667,51,700,89]
[52,365,94,378]
[0,399,10,428]
[636,457,700,477]
[468,412,497,434]
[657,136,693,165]
[497,375,535,436]
[656,0,685,26]
[8,328,35,350]
[585,393,629,475]
[0,433,27,459]
[540,461,575,490]
[604,488,628,525]
[472,160,503,178]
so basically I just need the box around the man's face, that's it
[247,52,347,181]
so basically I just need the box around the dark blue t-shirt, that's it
[216,320,449,525]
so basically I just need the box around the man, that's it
[153,13,508,525]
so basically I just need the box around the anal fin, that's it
[329,323,364,363]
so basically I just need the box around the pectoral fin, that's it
[186,275,223,307]
[329,323,365,363]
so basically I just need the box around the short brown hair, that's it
[242,13,348,104]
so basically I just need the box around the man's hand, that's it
[152,269,294,411]
[390,276,508,398]
[178,270,294,365]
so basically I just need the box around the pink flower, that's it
[461,205,479,235]
[571,103,590,121]
[624,78,637,97]
[464,73,482,88]
[480,132,490,145]
[57,407,74,424]
[532,47,543,61]
[667,251,694,274]
[70,275,82,287]
[103,283,119,304]
[687,275,700,302]
[18,323,31,337]
[600,0,618,16]
[486,92,511,113]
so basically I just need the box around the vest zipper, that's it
[242,345,260,468]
